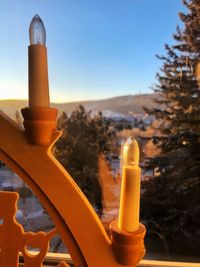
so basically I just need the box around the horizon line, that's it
[0,92,154,104]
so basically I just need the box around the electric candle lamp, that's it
[21,15,57,146]
[118,136,141,232]
[28,14,50,108]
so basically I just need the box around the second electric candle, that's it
[118,136,141,232]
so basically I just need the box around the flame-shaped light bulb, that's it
[29,15,46,45]
[123,136,139,167]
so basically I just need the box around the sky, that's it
[0,0,185,103]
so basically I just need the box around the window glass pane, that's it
[0,162,67,252]
[0,0,200,264]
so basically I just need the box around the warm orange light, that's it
[123,136,139,167]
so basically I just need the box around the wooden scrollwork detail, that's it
[0,191,68,267]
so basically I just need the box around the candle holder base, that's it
[21,107,58,146]
[109,220,146,266]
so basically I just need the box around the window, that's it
[0,0,199,265]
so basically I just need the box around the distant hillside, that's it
[0,94,158,119]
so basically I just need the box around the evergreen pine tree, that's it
[141,0,200,256]
[54,105,115,215]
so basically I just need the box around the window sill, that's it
[19,252,200,267]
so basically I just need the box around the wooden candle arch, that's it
[0,111,145,267]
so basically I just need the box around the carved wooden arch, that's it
[0,112,122,267]
[0,149,86,267]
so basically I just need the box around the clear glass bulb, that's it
[29,15,46,45]
[123,136,139,166]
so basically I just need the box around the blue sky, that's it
[0,0,185,102]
